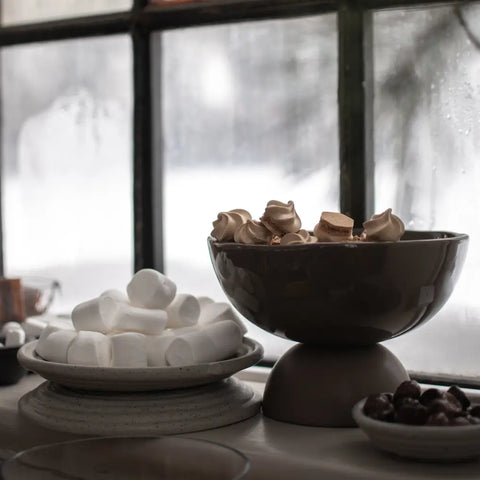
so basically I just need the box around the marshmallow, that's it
[5,327,26,348]
[36,320,74,359]
[23,317,48,337]
[1,321,22,337]
[40,330,77,363]
[198,302,247,334]
[197,296,214,309]
[165,330,216,367]
[147,335,176,367]
[203,320,243,360]
[71,297,113,334]
[165,294,200,329]
[99,289,129,318]
[166,320,243,366]
[110,332,148,367]
[114,304,168,335]
[0,343,3,348]
[67,331,111,367]
[127,269,176,309]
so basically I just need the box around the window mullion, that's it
[133,22,163,272]
[338,1,374,227]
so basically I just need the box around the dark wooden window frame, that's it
[0,0,472,384]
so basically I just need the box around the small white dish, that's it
[352,398,480,462]
[18,338,263,391]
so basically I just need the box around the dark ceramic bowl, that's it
[0,340,26,385]
[208,231,468,346]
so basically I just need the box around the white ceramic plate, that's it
[18,338,263,392]
[352,398,480,462]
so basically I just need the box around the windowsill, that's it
[1,371,480,479]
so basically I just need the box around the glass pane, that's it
[1,0,131,26]
[375,4,480,378]
[1,35,133,313]
[159,15,339,360]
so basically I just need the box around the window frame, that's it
[0,0,472,385]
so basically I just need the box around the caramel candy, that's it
[313,212,354,242]
[393,379,421,403]
[448,385,470,410]
[0,278,26,326]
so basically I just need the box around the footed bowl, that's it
[208,231,468,346]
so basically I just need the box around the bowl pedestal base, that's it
[19,377,261,436]
[263,343,408,427]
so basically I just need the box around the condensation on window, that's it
[374,4,480,376]
[1,0,131,25]
[159,15,338,359]
[1,35,133,312]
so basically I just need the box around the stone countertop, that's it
[1,373,480,479]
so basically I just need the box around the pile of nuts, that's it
[363,380,480,426]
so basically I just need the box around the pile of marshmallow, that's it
[0,316,58,348]
[35,269,246,368]
[211,200,405,245]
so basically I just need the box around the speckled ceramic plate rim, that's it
[18,338,263,387]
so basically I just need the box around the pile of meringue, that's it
[211,201,405,245]
[35,269,246,368]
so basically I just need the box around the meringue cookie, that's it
[260,200,301,235]
[234,220,273,245]
[363,208,405,242]
[280,229,317,245]
[211,209,252,242]
[314,212,354,242]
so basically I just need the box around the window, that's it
[0,0,477,382]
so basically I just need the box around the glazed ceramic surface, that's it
[1,436,250,480]
[208,231,468,345]
[353,398,480,462]
[0,342,26,385]
[18,338,263,391]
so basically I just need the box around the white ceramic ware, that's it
[352,398,480,462]
[18,338,263,391]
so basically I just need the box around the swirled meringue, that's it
[362,208,405,242]
[313,212,354,242]
[280,230,317,245]
[234,220,273,245]
[211,209,252,242]
[260,200,301,235]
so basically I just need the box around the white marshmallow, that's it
[67,331,111,367]
[203,320,243,360]
[146,335,176,367]
[198,302,247,334]
[197,296,214,309]
[36,320,74,359]
[110,332,148,367]
[23,317,48,337]
[165,294,200,329]
[127,269,176,309]
[99,289,129,320]
[166,320,244,367]
[1,321,22,336]
[71,298,111,334]
[0,343,4,348]
[40,330,77,363]
[165,330,216,367]
[114,304,168,335]
[5,328,26,348]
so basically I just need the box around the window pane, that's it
[374,4,480,378]
[1,0,131,26]
[159,15,338,360]
[1,35,133,313]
